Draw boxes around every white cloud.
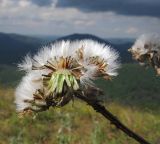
[126,27,138,34]
[0,0,160,38]
[18,0,31,7]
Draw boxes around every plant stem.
[75,94,151,144]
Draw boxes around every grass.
[0,64,160,144]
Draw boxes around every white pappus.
[128,33,160,75]
[15,39,120,116]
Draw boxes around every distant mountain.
[112,42,133,63]
[0,32,44,64]
[35,35,58,42]
[108,38,135,45]
[0,32,134,65]
[107,38,134,62]
[54,33,110,44]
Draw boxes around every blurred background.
[0,0,160,144]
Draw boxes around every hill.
[55,33,110,44]
[0,32,43,65]
[0,33,134,65]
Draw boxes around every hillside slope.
[0,33,43,64]
[0,33,133,64]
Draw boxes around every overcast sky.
[0,0,160,38]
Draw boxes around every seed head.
[15,40,120,116]
[128,34,160,75]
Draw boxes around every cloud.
[126,27,138,34]
[29,0,53,7]
[0,0,160,38]
[56,0,160,18]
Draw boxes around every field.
[0,64,160,144]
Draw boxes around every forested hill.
[0,32,134,65]
[0,32,44,64]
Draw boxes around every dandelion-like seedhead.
[128,34,160,75]
[129,34,160,55]
[15,40,120,116]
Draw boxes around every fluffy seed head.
[129,33,160,60]
[129,34,160,75]
[15,39,120,115]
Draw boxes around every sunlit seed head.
[15,40,120,115]
[129,33,160,57]
[129,34,160,75]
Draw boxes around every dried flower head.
[128,34,160,75]
[15,40,120,116]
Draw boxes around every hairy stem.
[75,94,151,144]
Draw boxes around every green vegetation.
[97,64,160,111]
[0,64,160,144]
[0,65,24,87]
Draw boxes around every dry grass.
[0,87,160,144]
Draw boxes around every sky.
[0,0,160,38]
